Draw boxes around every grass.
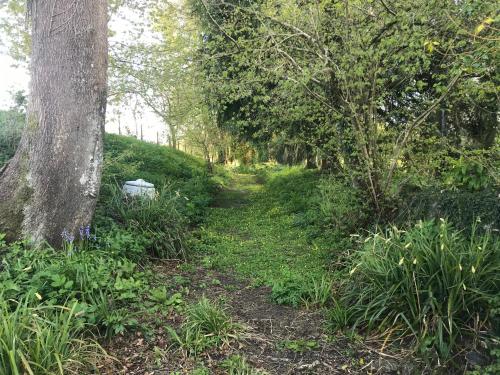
[0,297,102,375]
[2,131,497,372]
[0,134,218,373]
[98,134,216,226]
[94,134,218,259]
[167,296,243,356]
[221,354,268,374]
[194,167,335,306]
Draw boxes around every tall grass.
[0,297,102,375]
[104,184,187,258]
[337,219,499,361]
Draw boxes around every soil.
[101,264,419,375]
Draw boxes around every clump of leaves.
[0,241,147,337]
[279,339,319,353]
[271,273,332,308]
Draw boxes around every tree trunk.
[169,123,178,149]
[0,0,108,247]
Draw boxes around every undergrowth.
[334,219,499,363]
[0,297,103,375]
[0,135,218,373]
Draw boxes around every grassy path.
[104,171,400,374]
[197,172,329,293]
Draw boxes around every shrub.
[338,220,499,361]
[396,187,500,233]
[443,149,499,192]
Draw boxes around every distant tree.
[0,0,108,246]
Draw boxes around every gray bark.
[0,0,108,247]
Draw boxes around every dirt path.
[103,174,414,374]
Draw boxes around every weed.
[327,298,352,332]
[279,339,319,352]
[221,354,268,374]
[303,275,332,308]
[104,184,188,258]
[173,275,191,287]
[0,297,103,374]
[270,276,308,307]
[167,296,242,356]
[148,287,184,313]
[190,366,210,375]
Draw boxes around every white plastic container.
[122,179,156,199]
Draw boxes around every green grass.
[167,296,243,356]
[0,297,102,375]
[93,134,219,259]
[99,134,216,225]
[194,166,337,306]
[221,354,268,374]
[0,135,219,372]
[102,133,208,185]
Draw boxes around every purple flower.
[61,229,74,243]
[79,225,92,240]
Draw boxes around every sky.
[0,46,28,109]
[0,5,167,144]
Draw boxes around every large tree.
[190,0,498,210]
[0,0,108,246]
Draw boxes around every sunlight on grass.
[194,166,333,306]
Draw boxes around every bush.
[396,187,500,233]
[337,220,499,361]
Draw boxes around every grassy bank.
[0,134,217,374]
